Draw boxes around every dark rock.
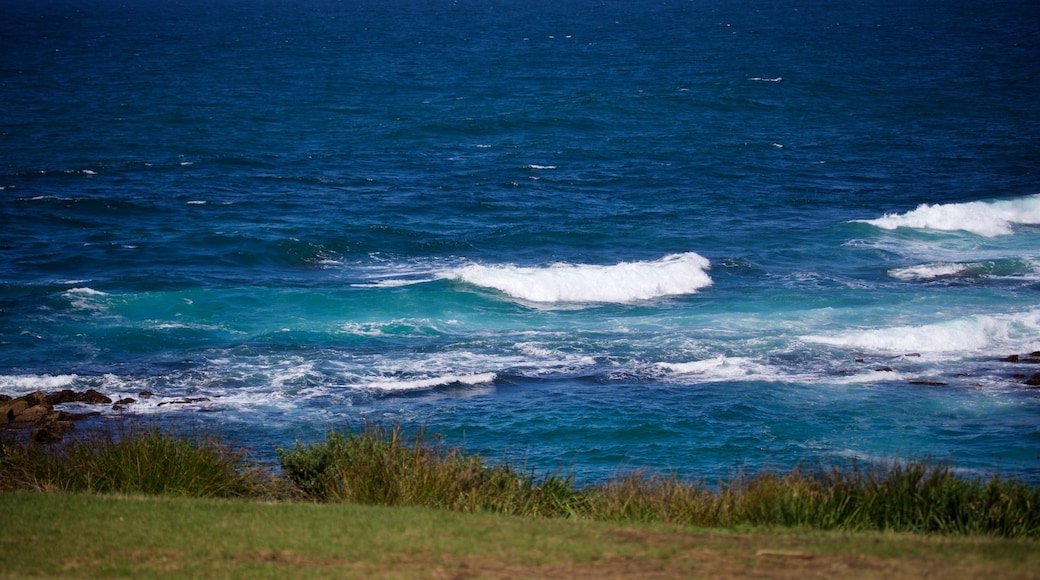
[157,397,211,407]
[31,421,74,444]
[875,367,894,372]
[115,398,136,405]
[13,404,51,424]
[1025,373,1040,386]
[58,410,101,421]
[909,380,947,386]
[0,394,11,402]
[1003,353,1040,364]
[45,388,112,405]
[138,390,156,397]
[1,399,29,426]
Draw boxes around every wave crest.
[856,194,1040,237]
[444,253,712,304]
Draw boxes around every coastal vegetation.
[3,422,1038,538]
[3,420,1040,576]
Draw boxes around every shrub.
[0,423,264,498]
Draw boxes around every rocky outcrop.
[0,390,106,443]
[1003,352,1040,387]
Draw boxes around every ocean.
[2,0,1039,482]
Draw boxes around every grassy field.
[2,492,1039,578]
[2,423,1039,577]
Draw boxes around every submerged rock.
[0,389,111,443]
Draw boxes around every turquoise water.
[2,0,1039,481]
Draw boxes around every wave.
[889,259,1040,281]
[443,253,712,304]
[804,309,1040,355]
[855,194,1040,237]
[0,374,79,392]
[654,355,784,382]
[361,372,497,392]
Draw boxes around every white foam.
[655,355,782,382]
[856,194,1040,237]
[340,319,446,337]
[361,372,496,392]
[749,76,783,82]
[527,164,557,170]
[0,374,79,392]
[804,309,1040,355]
[444,252,712,304]
[66,287,107,296]
[889,262,972,280]
[348,278,434,289]
[64,287,110,311]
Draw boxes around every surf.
[855,194,1040,237]
[442,253,712,304]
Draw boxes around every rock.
[31,421,74,444]
[115,398,136,405]
[157,397,211,407]
[1,399,30,426]
[138,390,155,397]
[2,388,114,443]
[909,380,947,386]
[1003,353,1040,364]
[13,404,51,424]
[1025,373,1040,387]
[875,367,894,372]
[45,388,112,405]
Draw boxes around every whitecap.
[361,372,496,392]
[889,262,972,280]
[804,309,1040,355]
[654,355,783,382]
[0,374,79,392]
[443,252,712,304]
[855,193,1040,237]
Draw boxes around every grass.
[2,492,1039,578]
[3,421,1039,540]
[0,422,266,498]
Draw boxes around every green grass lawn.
[2,492,1039,578]
[3,423,1040,577]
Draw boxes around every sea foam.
[856,194,1040,237]
[805,309,1040,355]
[444,252,712,303]
[361,372,496,392]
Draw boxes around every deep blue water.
[3,0,1040,482]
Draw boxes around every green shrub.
[277,424,577,517]
[0,423,264,498]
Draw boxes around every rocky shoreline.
[3,352,1038,444]
[1,389,115,443]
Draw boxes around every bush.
[0,423,265,498]
[277,424,577,517]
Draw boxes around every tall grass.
[581,462,1040,537]
[4,422,1038,537]
[277,425,1040,538]
[0,423,265,498]
[277,424,575,517]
